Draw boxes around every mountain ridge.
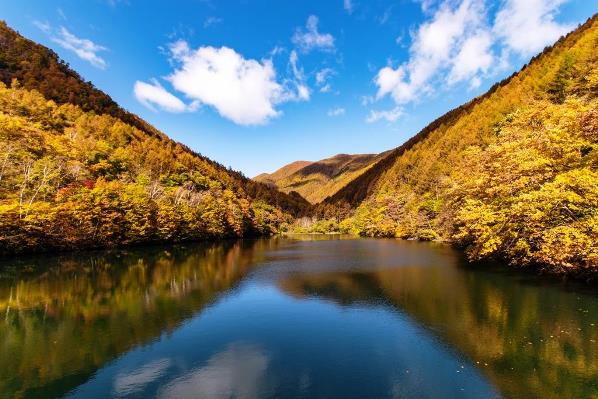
[254,151,391,204]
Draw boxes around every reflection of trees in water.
[278,264,598,399]
[0,239,276,399]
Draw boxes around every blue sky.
[2,0,597,177]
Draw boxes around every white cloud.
[344,0,354,15]
[270,46,285,57]
[419,0,440,13]
[315,68,336,93]
[33,20,51,33]
[494,0,573,55]
[327,107,346,117]
[366,106,403,123]
[289,50,304,81]
[163,42,309,125]
[288,50,311,101]
[136,40,310,124]
[373,0,575,108]
[35,23,108,69]
[292,15,335,53]
[361,95,374,106]
[375,0,488,104]
[447,31,493,84]
[469,76,482,90]
[296,84,310,101]
[51,27,108,69]
[316,68,335,85]
[134,79,193,113]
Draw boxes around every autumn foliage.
[321,15,598,274]
[0,82,307,253]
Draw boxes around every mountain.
[254,152,390,204]
[254,160,313,187]
[320,15,598,275]
[0,21,310,254]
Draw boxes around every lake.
[1,237,597,399]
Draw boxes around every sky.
[2,0,597,177]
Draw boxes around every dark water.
[1,237,597,399]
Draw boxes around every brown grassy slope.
[254,152,391,204]
[254,160,313,186]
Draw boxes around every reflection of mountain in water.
[0,239,276,399]
[277,256,598,399]
[1,238,597,399]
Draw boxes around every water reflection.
[157,344,269,399]
[276,240,598,399]
[113,359,171,397]
[0,238,596,399]
[0,240,278,399]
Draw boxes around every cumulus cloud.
[292,15,335,53]
[447,31,494,84]
[327,106,346,117]
[366,106,403,123]
[134,39,311,124]
[167,45,282,124]
[373,0,574,108]
[35,22,108,69]
[494,0,573,55]
[153,41,309,125]
[375,0,488,104]
[134,79,193,113]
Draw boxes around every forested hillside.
[0,23,310,254]
[254,152,389,204]
[319,15,598,275]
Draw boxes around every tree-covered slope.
[254,152,390,204]
[328,15,598,274]
[0,22,311,254]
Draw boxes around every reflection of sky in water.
[15,239,593,399]
[157,344,268,399]
[67,282,500,399]
[113,359,171,397]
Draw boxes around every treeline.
[0,82,304,253]
[312,15,598,275]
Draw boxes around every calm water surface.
[0,237,597,399]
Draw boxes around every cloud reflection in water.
[158,344,269,399]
